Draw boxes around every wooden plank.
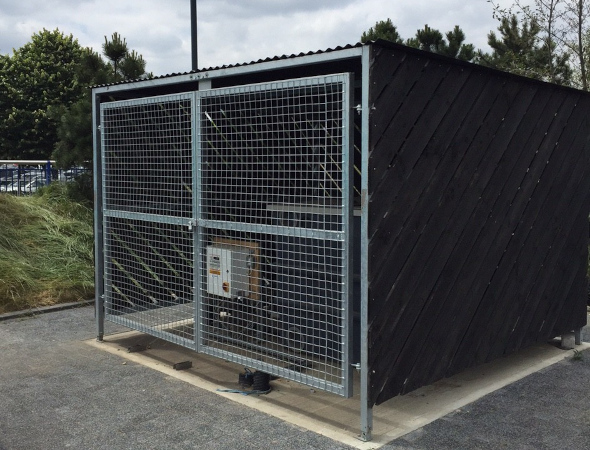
[369,55,451,183]
[444,94,584,375]
[485,122,590,358]
[517,215,587,346]
[364,68,487,293]
[368,46,407,115]
[368,77,523,350]
[365,45,590,405]
[550,233,589,334]
[368,83,538,402]
[370,85,556,400]
[537,206,590,338]
[367,65,474,237]
[389,86,561,395]
[526,220,587,346]
[367,78,530,401]
[367,74,505,304]
[462,102,587,359]
[489,163,586,355]
[366,79,492,300]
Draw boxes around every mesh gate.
[196,75,353,396]
[101,93,196,347]
[100,74,353,396]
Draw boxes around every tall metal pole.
[191,0,198,71]
[93,92,105,342]
[359,44,373,442]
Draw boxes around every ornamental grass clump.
[0,183,94,313]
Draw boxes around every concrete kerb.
[0,299,94,322]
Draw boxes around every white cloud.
[0,0,507,76]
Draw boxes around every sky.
[0,0,523,76]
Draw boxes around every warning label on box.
[209,255,221,275]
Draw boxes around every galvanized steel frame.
[97,74,355,397]
[100,92,196,348]
[359,45,372,441]
[195,74,354,397]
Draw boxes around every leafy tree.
[361,19,403,44]
[0,29,85,159]
[51,50,111,168]
[52,34,150,168]
[0,55,10,154]
[478,14,572,84]
[563,0,590,89]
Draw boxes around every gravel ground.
[1,305,589,450]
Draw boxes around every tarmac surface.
[1,305,590,450]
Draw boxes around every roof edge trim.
[93,46,363,95]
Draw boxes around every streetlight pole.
[191,0,198,71]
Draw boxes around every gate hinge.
[351,362,361,371]
[353,104,377,115]
[187,219,196,230]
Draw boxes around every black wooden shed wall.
[366,42,590,406]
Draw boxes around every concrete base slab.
[87,332,590,449]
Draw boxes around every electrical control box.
[206,244,253,298]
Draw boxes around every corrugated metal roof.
[93,42,365,88]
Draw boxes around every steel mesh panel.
[101,93,195,346]
[104,217,194,344]
[198,79,344,228]
[101,94,193,218]
[199,228,346,392]
[197,75,352,396]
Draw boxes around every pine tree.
[361,19,403,44]
[441,26,476,61]
[102,32,128,81]
[478,15,571,83]
[406,25,477,62]
[406,25,444,52]
[360,20,477,63]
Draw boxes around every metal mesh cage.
[100,75,353,396]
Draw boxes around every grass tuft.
[0,184,94,314]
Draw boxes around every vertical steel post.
[359,45,373,441]
[93,92,105,341]
[45,160,51,186]
[17,165,21,196]
[191,0,198,71]
[194,80,211,353]
[343,73,354,397]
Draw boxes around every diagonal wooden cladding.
[366,45,590,406]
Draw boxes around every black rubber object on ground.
[252,371,271,391]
